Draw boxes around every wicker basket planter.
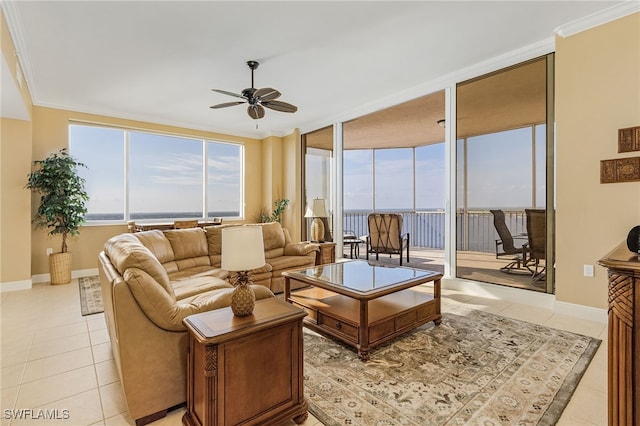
[49,252,72,285]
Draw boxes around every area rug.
[303,303,600,426]
[79,275,103,316]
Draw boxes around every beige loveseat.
[98,222,317,425]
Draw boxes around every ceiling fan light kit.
[211,61,298,120]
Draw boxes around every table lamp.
[221,226,266,316]
[305,198,328,242]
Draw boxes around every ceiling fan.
[210,60,298,120]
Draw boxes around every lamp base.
[230,272,255,316]
[311,217,325,242]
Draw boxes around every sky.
[69,124,241,218]
[71,123,546,220]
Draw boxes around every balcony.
[342,209,542,292]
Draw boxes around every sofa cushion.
[260,222,286,251]
[204,224,238,256]
[133,230,175,264]
[171,275,232,300]
[160,229,210,273]
[105,234,175,299]
[125,267,275,332]
[168,266,229,283]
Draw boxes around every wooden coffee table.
[283,260,442,361]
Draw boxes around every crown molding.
[1,1,38,103]
[555,1,640,38]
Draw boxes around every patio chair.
[366,213,410,265]
[490,209,528,273]
[525,209,546,283]
[343,230,363,259]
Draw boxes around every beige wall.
[1,118,32,283]
[555,12,640,309]
[1,9,33,286]
[27,106,268,276]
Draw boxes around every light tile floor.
[1,279,607,425]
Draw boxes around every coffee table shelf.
[283,260,442,361]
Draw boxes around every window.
[415,143,445,211]
[69,123,243,221]
[374,148,414,211]
[343,149,373,212]
[208,141,242,217]
[129,132,203,219]
[69,125,124,221]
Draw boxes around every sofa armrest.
[284,242,319,257]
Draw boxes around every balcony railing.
[343,209,527,254]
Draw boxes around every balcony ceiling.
[2,1,628,141]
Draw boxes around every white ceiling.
[2,1,633,139]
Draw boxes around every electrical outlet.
[46,248,53,256]
[583,264,594,277]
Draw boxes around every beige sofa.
[98,222,317,425]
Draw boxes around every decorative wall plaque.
[618,126,640,153]
[601,156,640,183]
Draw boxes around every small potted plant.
[26,148,88,284]
[259,198,289,223]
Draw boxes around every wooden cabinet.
[598,242,640,426]
[182,298,308,426]
[309,241,336,265]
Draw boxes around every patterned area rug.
[79,275,103,316]
[304,303,600,426]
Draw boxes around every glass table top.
[289,259,439,293]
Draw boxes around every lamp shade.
[304,198,328,218]
[221,226,266,271]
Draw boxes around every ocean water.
[86,208,527,255]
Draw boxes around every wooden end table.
[283,260,442,361]
[182,298,308,426]
[308,241,336,265]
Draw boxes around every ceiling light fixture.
[210,61,297,120]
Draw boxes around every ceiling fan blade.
[247,104,265,119]
[211,89,245,99]
[261,100,298,113]
[210,101,245,109]
[254,87,281,101]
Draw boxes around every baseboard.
[32,268,100,285]
[554,300,608,324]
[442,277,608,323]
[0,279,33,292]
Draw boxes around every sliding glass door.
[455,55,554,293]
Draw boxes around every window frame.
[69,122,245,225]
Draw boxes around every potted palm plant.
[26,148,88,284]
